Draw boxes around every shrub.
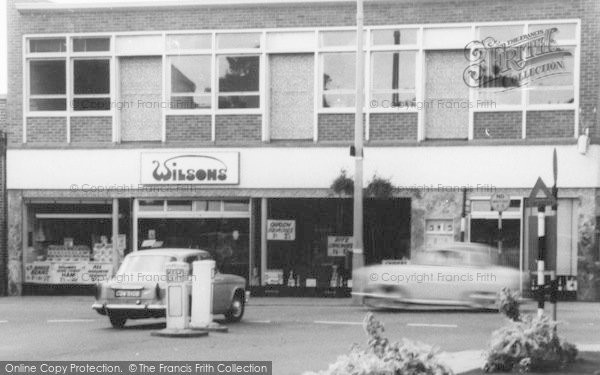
[331,169,354,196]
[483,314,578,373]
[303,313,453,375]
[366,175,394,198]
[497,287,521,322]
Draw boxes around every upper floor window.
[29,60,66,111]
[217,55,260,109]
[26,37,111,113]
[169,55,212,110]
[472,22,577,109]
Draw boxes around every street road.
[0,297,598,374]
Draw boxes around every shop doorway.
[137,218,249,279]
[266,198,411,290]
[134,199,251,281]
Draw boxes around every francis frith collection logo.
[463,27,572,90]
[140,152,240,185]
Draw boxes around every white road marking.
[0,320,7,324]
[47,319,95,323]
[407,323,458,328]
[245,320,272,324]
[314,320,364,326]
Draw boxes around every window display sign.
[266,220,295,241]
[140,152,240,185]
[24,262,114,284]
[327,236,353,257]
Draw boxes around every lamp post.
[351,0,365,283]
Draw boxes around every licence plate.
[115,290,141,298]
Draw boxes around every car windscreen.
[117,255,176,275]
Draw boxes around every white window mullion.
[66,55,72,143]
[313,30,319,143]
[211,32,217,142]
[161,32,167,143]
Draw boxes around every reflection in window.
[224,200,249,212]
[371,29,417,45]
[217,33,261,49]
[322,53,355,108]
[218,55,260,109]
[170,55,212,110]
[166,34,211,50]
[29,38,66,53]
[139,200,164,211]
[320,30,356,47]
[73,38,110,52]
[477,25,524,43]
[73,59,110,111]
[371,51,416,107]
[528,23,577,41]
[29,60,66,111]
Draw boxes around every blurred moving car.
[352,243,523,309]
[92,248,247,328]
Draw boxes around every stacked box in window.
[93,243,114,263]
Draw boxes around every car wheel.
[224,293,245,323]
[363,286,406,310]
[108,313,127,329]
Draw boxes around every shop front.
[22,200,127,293]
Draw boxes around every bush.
[483,314,578,373]
[366,175,394,198]
[331,169,354,196]
[303,313,453,375]
[497,287,521,322]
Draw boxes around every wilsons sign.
[140,152,239,185]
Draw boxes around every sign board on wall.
[266,220,296,241]
[327,236,353,257]
[140,152,239,185]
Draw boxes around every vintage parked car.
[92,248,247,328]
[352,243,523,309]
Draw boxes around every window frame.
[22,19,580,144]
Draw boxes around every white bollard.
[191,260,215,328]
[165,261,191,330]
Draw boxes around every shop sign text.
[140,152,239,185]
[266,220,296,241]
[327,236,353,257]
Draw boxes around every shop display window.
[24,203,126,285]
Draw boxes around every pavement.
[0,296,598,374]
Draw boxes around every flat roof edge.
[15,0,363,12]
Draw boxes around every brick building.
[4,0,600,299]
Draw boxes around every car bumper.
[92,302,165,316]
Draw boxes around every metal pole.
[351,0,365,301]
[537,206,546,317]
[0,132,6,296]
[551,148,558,322]
[498,211,503,255]
[460,188,467,242]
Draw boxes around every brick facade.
[70,117,112,143]
[7,0,600,144]
[215,115,261,143]
[526,111,575,138]
[473,112,522,139]
[369,113,418,141]
[26,117,67,144]
[166,115,212,143]
[318,114,355,142]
